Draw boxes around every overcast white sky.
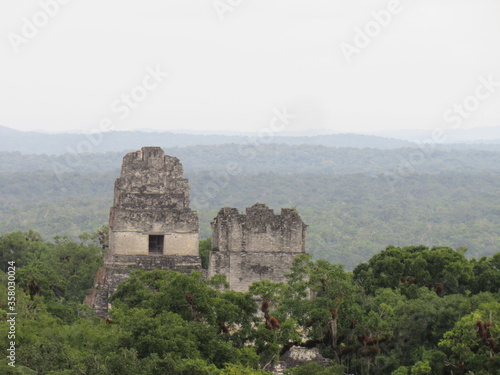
[0,0,499,134]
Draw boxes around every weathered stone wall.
[270,346,330,374]
[86,149,308,316]
[211,204,306,253]
[109,146,198,257]
[208,251,303,293]
[208,203,307,292]
[110,231,198,256]
[85,147,202,317]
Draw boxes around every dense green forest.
[2,144,500,174]
[2,125,500,155]
[1,231,499,374]
[1,145,500,271]
[0,167,498,269]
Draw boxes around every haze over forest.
[2,0,500,373]
[1,125,499,269]
[1,124,500,373]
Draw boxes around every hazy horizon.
[1,0,499,136]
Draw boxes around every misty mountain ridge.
[0,125,412,154]
[1,125,500,155]
[375,125,500,143]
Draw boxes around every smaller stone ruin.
[208,203,307,292]
[85,148,309,317]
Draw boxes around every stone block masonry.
[109,146,199,256]
[85,148,309,315]
[85,147,202,316]
[208,203,307,292]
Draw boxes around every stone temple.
[208,204,307,292]
[85,147,307,316]
[85,147,202,316]
[108,147,199,256]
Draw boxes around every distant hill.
[0,126,20,135]
[0,125,416,154]
[375,126,500,143]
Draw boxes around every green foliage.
[469,253,500,294]
[199,237,213,269]
[438,302,500,374]
[353,245,474,296]
[219,363,272,374]
[392,366,409,375]
[111,270,257,330]
[410,361,432,375]
[2,230,500,374]
[0,230,47,271]
[2,151,500,270]
[284,361,344,375]
[13,235,103,305]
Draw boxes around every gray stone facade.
[109,147,199,256]
[270,346,330,374]
[85,148,308,316]
[208,204,307,292]
[85,147,202,317]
